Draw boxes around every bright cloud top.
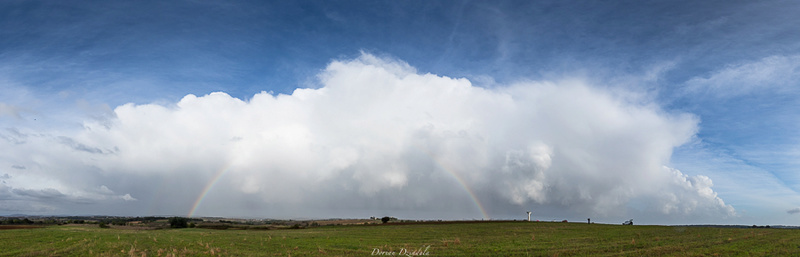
[1,54,734,219]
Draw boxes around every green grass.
[2,222,800,256]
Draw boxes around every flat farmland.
[2,221,799,256]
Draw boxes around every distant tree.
[99,222,110,228]
[381,216,391,224]
[169,217,189,228]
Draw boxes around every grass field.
[2,221,800,256]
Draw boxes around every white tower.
[527,211,532,221]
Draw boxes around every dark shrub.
[169,217,188,228]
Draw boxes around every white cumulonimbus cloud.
[0,53,734,219]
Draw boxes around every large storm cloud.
[0,54,734,220]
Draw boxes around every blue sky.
[1,1,800,225]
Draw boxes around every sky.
[1,0,799,225]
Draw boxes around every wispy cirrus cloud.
[682,55,800,98]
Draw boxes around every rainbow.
[188,151,490,220]
[425,153,490,220]
[188,164,232,217]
